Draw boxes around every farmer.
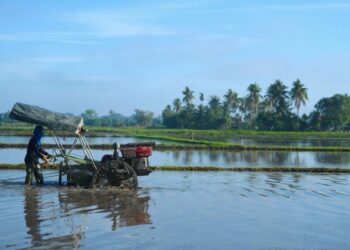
[24,126,51,185]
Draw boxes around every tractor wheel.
[119,162,138,189]
[90,165,109,188]
[90,161,138,189]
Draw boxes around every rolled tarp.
[9,102,83,131]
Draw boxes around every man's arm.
[35,143,51,163]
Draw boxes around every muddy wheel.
[119,162,138,189]
[90,166,109,188]
[90,161,138,189]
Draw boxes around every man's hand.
[43,156,49,164]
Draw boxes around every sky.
[0,0,349,116]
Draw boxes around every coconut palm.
[224,89,239,114]
[173,98,182,112]
[290,79,308,118]
[246,83,262,125]
[199,92,205,102]
[182,87,195,107]
[209,95,221,110]
[247,83,262,112]
[265,80,290,115]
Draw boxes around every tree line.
[162,80,350,131]
[1,79,349,131]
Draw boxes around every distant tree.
[134,109,154,127]
[265,80,291,115]
[199,92,205,102]
[82,109,98,125]
[224,89,239,115]
[246,83,262,127]
[207,95,224,129]
[182,87,195,108]
[173,98,182,112]
[194,104,207,129]
[290,79,308,118]
[312,94,350,130]
[222,102,232,129]
[162,105,175,128]
[151,116,163,128]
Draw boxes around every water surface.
[3,135,350,148]
[230,138,350,147]
[0,170,349,249]
[0,135,169,145]
[1,149,350,168]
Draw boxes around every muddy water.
[0,170,349,249]
[1,149,350,168]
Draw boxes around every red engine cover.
[120,146,153,159]
[135,146,152,157]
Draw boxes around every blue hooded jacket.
[25,126,49,164]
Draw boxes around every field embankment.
[1,142,350,152]
[1,126,350,139]
[1,163,350,173]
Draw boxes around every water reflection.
[23,188,82,249]
[0,135,168,145]
[229,138,350,147]
[1,149,350,168]
[58,189,151,230]
[0,170,349,249]
[22,187,151,249]
[315,152,350,164]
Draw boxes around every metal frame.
[50,129,97,169]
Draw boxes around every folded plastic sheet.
[9,102,83,131]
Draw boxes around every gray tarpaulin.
[9,102,83,131]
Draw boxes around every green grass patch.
[1,125,350,139]
[1,142,350,152]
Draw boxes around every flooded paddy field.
[0,135,171,145]
[1,149,350,168]
[230,138,350,147]
[0,170,349,249]
[3,135,350,148]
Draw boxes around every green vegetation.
[2,142,350,152]
[0,126,350,139]
[1,163,350,173]
[1,81,349,132]
[162,83,350,131]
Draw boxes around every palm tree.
[265,80,290,115]
[199,92,205,102]
[290,79,308,118]
[246,83,262,125]
[173,98,182,112]
[208,95,221,110]
[182,87,195,107]
[222,102,232,129]
[224,89,239,114]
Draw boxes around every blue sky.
[0,0,349,116]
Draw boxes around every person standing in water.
[24,126,51,185]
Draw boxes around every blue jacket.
[24,136,49,164]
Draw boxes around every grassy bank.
[1,142,350,152]
[1,125,350,139]
[86,127,350,139]
[1,163,350,173]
